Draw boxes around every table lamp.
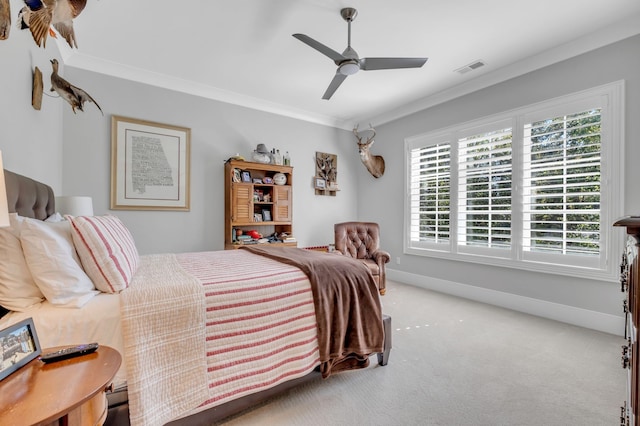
[55,196,94,217]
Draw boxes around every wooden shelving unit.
[224,160,296,250]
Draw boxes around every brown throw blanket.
[241,246,384,378]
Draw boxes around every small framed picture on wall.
[314,177,326,190]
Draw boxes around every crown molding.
[364,13,640,126]
[57,13,640,131]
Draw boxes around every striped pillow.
[68,215,139,293]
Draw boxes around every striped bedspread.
[179,249,320,413]
[122,250,321,424]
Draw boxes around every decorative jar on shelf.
[273,173,287,185]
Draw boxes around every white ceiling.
[59,0,640,129]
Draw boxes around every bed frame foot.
[377,314,392,366]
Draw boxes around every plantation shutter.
[457,126,513,252]
[409,142,451,245]
[522,108,602,260]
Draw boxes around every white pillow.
[68,215,139,293]
[19,217,98,308]
[0,214,45,311]
[45,212,64,222]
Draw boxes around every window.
[408,141,451,245]
[404,82,624,281]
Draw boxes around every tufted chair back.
[334,222,390,295]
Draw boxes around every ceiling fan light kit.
[339,61,360,76]
[293,7,428,99]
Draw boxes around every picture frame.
[314,177,326,190]
[262,209,272,222]
[0,318,42,382]
[254,213,263,222]
[111,115,191,211]
[241,171,252,183]
[232,168,241,183]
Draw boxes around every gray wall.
[59,68,363,254]
[0,5,363,254]
[358,34,640,329]
[0,14,63,190]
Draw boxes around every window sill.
[404,246,617,282]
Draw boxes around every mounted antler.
[353,124,385,178]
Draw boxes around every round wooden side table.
[0,345,121,426]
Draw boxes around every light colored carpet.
[220,280,626,426]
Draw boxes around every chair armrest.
[370,250,390,264]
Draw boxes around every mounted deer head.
[353,124,385,178]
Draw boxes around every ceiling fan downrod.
[341,7,358,48]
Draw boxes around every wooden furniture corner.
[615,217,640,425]
[0,345,121,426]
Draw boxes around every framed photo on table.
[262,209,272,222]
[0,318,41,381]
[111,115,191,211]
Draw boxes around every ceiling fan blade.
[360,57,428,70]
[322,72,348,100]
[292,33,346,62]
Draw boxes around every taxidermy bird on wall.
[50,59,103,115]
[0,0,10,40]
[18,0,87,48]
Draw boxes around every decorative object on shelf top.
[50,59,103,115]
[271,149,283,165]
[18,0,87,48]
[273,172,287,185]
[353,124,385,178]
[0,0,10,40]
[228,153,245,161]
[252,143,271,164]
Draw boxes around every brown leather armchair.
[334,222,390,295]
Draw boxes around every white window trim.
[404,81,625,282]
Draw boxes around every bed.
[0,170,391,425]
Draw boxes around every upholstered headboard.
[1,170,55,318]
[4,169,55,220]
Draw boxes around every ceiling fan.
[293,7,428,100]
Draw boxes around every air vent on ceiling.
[455,60,486,75]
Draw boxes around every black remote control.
[40,343,99,363]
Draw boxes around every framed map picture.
[111,115,190,210]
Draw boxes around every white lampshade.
[55,196,94,216]
[0,151,9,227]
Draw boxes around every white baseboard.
[387,268,625,336]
